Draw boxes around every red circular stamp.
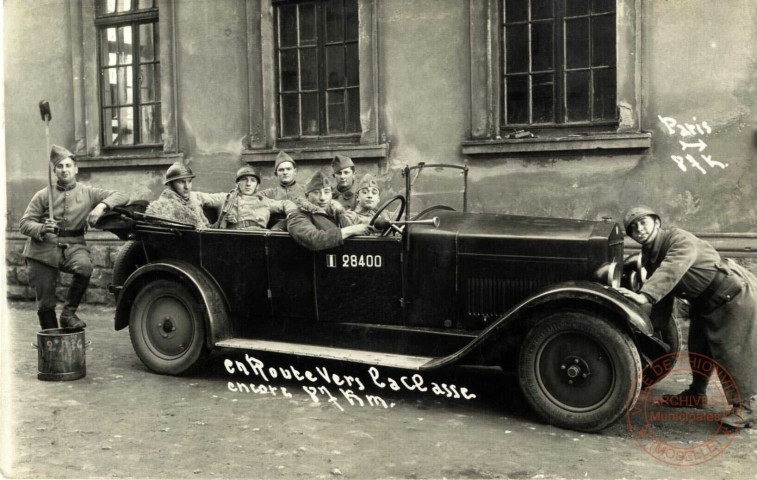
[627,351,742,466]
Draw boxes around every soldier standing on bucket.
[19,145,129,330]
[617,206,757,429]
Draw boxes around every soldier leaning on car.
[617,206,757,429]
[286,171,370,251]
[217,165,297,230]
[343,174,390,228]
[331,154,358,210]
[20,145,129,330]
[146,161,227,228]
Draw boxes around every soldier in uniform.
[217,165,297,230]
[344,174,390,228]
[287,171,370,251]
[259,151,304,201]
[146,161,228,227]
[331,154,358,209]
[19,145,129,329]
[617,206,757,429]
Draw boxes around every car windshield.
[406,164,467,218]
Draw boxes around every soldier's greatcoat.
[222,193,296,230]
[641,227,757,401]
[146,189,227,227]
[286,199,355,251]
[333,182,358,210]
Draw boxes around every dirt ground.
[1,302,755,479]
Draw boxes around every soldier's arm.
[19,191,48,240]
[267,199,298,217]
[640,231,698,303]
[90,186,130,210]
[194,191,229,209]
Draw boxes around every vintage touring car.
[98,164,679,432]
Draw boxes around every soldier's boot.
[723,397,756,430]
[37,309,58,330]
[659,384,709,409]
[59,274,89,329]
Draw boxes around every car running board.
[214,338,436,370]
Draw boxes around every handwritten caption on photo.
[657,115,728,174]
[223,355,476,411]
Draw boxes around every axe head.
[39,100,52,122]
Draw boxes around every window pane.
[592,68,616,120]
[302,93,319,135]
[565,18,589,69]
[98,0,117,15]
[531,22,553,71]
[345,0,358,41]
[102,69,118,106]
[346,88,360,133]
[103,108,117,147]
[139,64,157,103]
[592,0,615,14]
[118,26,133,64]
[300,48,318,91]
[327,90,345,134]
[280,49,299,92]
[138,0,154,9]
[117,66,133,105]
[101,28,118,66]
[139,23,155,62]
[299,3,316,46]
[591,14,616,66]
[279,5,298,48]
[346,43,359,86]
[566,71,590,121]
[566,0,590,16]
[532,73,554,123]
[327,45,345,88]
[141,105,159,143]
[506,76,529,124]
[117,106,134,144]
[326,0,344,43]
[531,0,554,20]
[281,94,300,137]
[505,24,528,73]
[504,0,528,23]
[117,0,133,12]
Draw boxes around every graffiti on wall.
[658,115,728,174]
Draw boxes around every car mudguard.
[423,280,658,369]
[114,259,231,348]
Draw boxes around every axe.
[39,101,54,222]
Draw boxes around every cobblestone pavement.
[1,302,755,479]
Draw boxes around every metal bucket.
[32,328,90,381]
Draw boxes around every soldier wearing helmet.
[216,165,296,230]
[19,144,129,330]
[146,161,228,227]
[618,206,757,429]
[286,171,370,251]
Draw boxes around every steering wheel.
[369,195,406,236]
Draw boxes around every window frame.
[95,6,162,150]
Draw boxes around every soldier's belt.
[58,229,85,237]
[691,268,744,314]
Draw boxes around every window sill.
[242,144,388,163]
[76,152,183,169]
[461,133,651,155]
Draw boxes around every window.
[503,0,616,126]
[274,0,360,140]
[96,0,161,147]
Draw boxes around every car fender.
[423,280,655,369]
[114,259,232,348]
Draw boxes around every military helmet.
[236,165,261,184]
[164,161,196,185]
[623,206,660,235]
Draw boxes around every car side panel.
[267,232,317,319]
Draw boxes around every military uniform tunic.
[332,182,359,210]
[641,227,757,401]
[286,199,356,251]
[259,182,305,201]
[223,193,296,230]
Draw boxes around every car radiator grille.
[467,277,551,318]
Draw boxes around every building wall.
[5,1,757,302]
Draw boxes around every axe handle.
[45,120,54,221]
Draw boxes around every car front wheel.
[129,279,208,375]
[518,311,641,432]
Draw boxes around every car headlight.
[622,253,647,292]
[594,261,621,288]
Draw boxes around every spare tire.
[112,240,147,287]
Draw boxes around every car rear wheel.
[129,279,208,375]
[518,311,641,432]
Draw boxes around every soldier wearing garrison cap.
[259,151,305,201]
[344,174,390,230]
[216,165,296,230]
[146,161,228,227]
[331,154,358,209]
[286,170,369,251]
[617,206,757,429]
[20,144,129,330]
